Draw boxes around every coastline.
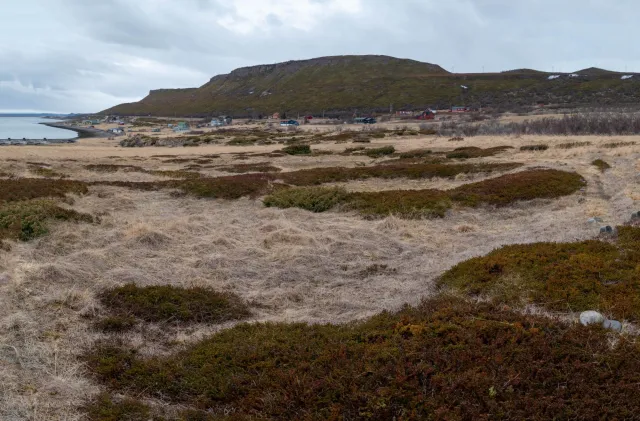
[40,122,111,139]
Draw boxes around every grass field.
[1,124,640,419]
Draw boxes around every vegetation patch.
[445,146,512,159]
[282,144,312,155]
[0,178,88,202]
[85,296,640,420]
[278,162,520,186]
[0,200,93,242]
[85,164,145,173]
[557,141,592,149]
[217,162,282,173]
[29,166,68,178]
[439,225,640,321]
[364,145,395,158]
[519,144,549,151]
[147,170,201,179]
[592,159,611,172]
[267,169,584,218]
[177,173,274,199]
[399,149,432,159]
[264,186,348,213]
[603,141,636,148]
[98,284,250,324]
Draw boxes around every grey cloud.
[2,0,640,113]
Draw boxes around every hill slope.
[102,55,640,117]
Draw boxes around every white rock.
[580,311,605,326]
[603,319,623,332]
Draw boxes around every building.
[450,106,470,113]
[173,122,190,133]
[108,128,125,136]
[416,109,437,120]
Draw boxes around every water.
[0,117,76,140]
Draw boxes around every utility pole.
[390,103,393,114]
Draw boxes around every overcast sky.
[2,0,638,113]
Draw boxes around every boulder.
[580,310,605,326]
[600,226,614,234]
[603,319,623,332]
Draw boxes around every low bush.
[85,296,640,420]
[448,136,464,141]
[592,159,611,172]
[282,144,312,155]
[603,141,636,148]
[278,162,520,186]
[178,173,275,199]
[98,284,250,324]
[445,146,512,159]
[0,178,88,202]
[264,186,349,213]
[217,163,282,173]
[268,170,584,218]
[0,200,94,242]
[29,166,68,178]
[398,149,432,159]
[94,316,137,333]
[148,170,201,179]
[557,141,592,149]
[519,144,549,151]
[438,226,640,321]
[364,146,395,158]
[85,164,145,173]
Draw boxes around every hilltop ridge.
[102,55,640,117]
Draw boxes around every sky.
[1,0,639,113]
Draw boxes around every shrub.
[603,141,636,148]
[0,178,88,202]
[399,149,432,159]
[438,226,640,321]
[85,296,640,420]
[282,144,312,155]
[364,146,395,158]
[268,170,584,218]
[278,162,520,186]
[592,159,611,172]
[148,170,201,179]
[264,186,348,212]
[445,146,512,159]
[98,284,250,324]
[217,163,282,173]
[177,173,275,199]
[0,200,94,242]
[448,136,464,141]
[85,164,144,173]
[94,316,137,333]
[29,166,68,178]
[557,141,592,149]
[519,144,549,151]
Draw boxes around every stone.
[600,226,614,234]
[603,319,623,332]
[580,310,605,326]
[632,212,640,220]
[588,217,604,224]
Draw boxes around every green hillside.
[102,55,640,117]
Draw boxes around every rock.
[603,319,623,332]
[0,273,10,285]
[632,212,640,220]
[580,310,605,326]
[600,225,614,234]
[588,217,604,224]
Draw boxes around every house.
[450,106,470,113]
[272,112,280,119]
[416,109,437,120]
[108,128,125,136]
[152,128,161,133]
[173,122,190,133]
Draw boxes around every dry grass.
[1,133,639,419]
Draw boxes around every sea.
[0,116,75,140]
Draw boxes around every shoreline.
[0,123,111,145]
[40,122,111,139]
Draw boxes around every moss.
[282,144,312,155]
[592,159,611,172]
[264,186,348,212]
[439,225,640,320]
[178,174,275,199]
[98,284,250,324]
[94,316,138,333]
[85,296,640,420]
[364,146,395,158]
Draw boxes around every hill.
[102,55,640,117]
